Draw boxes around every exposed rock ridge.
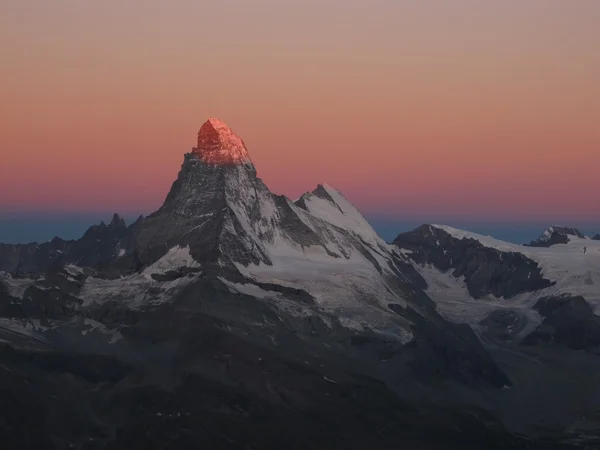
[393,224,555,299]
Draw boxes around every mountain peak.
[110,213,126,228]
[527,225,586,247]
[541,225,584,239]
[193,118,250,166]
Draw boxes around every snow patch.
[417,264,542,329]
[142,245,199,278]
[79,273,198,308]
[79,246,202,308]
[0,318,54,345]
[235,238,406,311]
[219,278,280,299]
[337,316,366,332]
[0,272,35,299]
[65,265,85,277]
[80,318,123,343]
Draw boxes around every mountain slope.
[393,224,600,333]
[393,224,600,444]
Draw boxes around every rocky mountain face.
[520,295,600,351]
[393,224,555,299]
[391,223,600,328]
[3,119,565,449]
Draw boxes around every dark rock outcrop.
[389,303,512,389]
[393,225,555,299]
[479,309,529,343]
[0,237,72,276]
[521,295,600,351]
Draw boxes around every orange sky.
[1,0,599,222]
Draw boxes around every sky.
[1,1,600,243]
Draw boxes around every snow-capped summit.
[194,118,251,166]
[295,183,387,249]
[527,225,586,247]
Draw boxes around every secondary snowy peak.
[194,118,251,166]
[295,183,385,248]
[528,225,586,247]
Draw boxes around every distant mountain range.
[1,119,598,449]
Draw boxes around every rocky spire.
[110,213,126,228]
[193,118,251,166]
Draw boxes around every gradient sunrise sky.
[1,1,599,235]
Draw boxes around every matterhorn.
[3,119,587,450]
